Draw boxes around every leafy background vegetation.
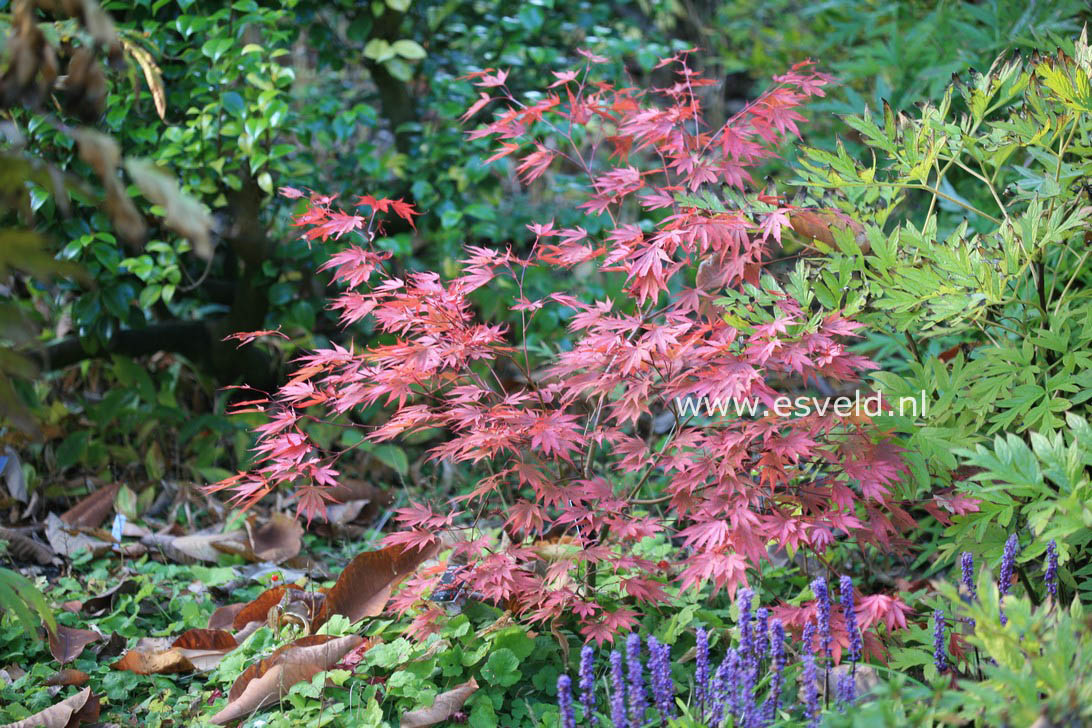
[1,0,1091,726]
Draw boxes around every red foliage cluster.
[210,51,917,644]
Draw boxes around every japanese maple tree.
[210,51,917,645]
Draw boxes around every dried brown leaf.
[171,628,236,651]
[81,579,138,616]
[72,127,119,181]
[248,512,303,563]
[112,647,194,675]
[400,678,479,728]
[0,686,99,728]
[314,543,439,629]
[121,40,166,120]
[45,514,112,559]
[207,603,246,631]
[0,526,53,565]
[48,625,100,664]
[124,158,214,260]
[146,530,247,563]
[209,634,362,725]
[44,669,90,687]
[59,483,120,528]
[231,585,305,630]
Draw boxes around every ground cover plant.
[3,1,1092,727]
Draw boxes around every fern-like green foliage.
[790,30,1092,495]
[952,414,1092,597]
[0,567,54,640]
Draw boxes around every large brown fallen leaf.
[208,603,247,631]
[112,638,193,675]
[60,484,120,528]
[231,585,305,630]
[112,631,237,674]
[0,686,100,728]
[79,579,139,616]
[49,626,100,665]
[0,526,53,565]
[315,479,393,526]
[314,543,439,629]
[400,678,479,728]
[45,514,111,559]
[44,669,90,687]
[171,628,236,650]
[209,634,363,725]
[168,530,249,563]
[247,513,303,563]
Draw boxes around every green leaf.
[55,431,90,470]
[364,39,394,63]
[391,40,426,60]
[221,91,245,116]
[481,647,521,687]
[372,444,409,477]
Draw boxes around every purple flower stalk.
[802,621,816,656]
[558,674,576,728]
[647,636,675,724]
[835,669,856,708]
[738,588,755,660]
[626,632,647,724]
[712,648,741,725]
[579,644,597,726]
[999,533,1019,625]
[960,551,977,629]
[763,619,787,723]
[933,608,948,672]
[695,627,710,717]
[754,607,770,661]
[811,578,832,661]
[839,575,862,667]
[960,552,977,601]
[609,650,628,728]
[737,589,759,727]
[999,534,1019,596]
[1045,539,1058,599]
[801,649,821,728]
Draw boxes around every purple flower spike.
[835,669,856,708]
[558,674,576,728]
[811,578,832,661]
[609,650,628,728]
[695,627,710,717]
[802,621,816,655]
[933,608,948,672]
[737,589,760,728]
[712,648,741,725]
[960,552,977,601]
[801,649,821,728]
[960,552,977,629]
[839,576,862,666]
[1045,539,1058,599]
[738,588,755,660]
[579,644,597,726]
[754,608,770,661]
[999,534,1019,595]
[999,533,1019,625]
[763,619,787,723]
[647,636,675,724]
[626,632,647,724]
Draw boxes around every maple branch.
[35,318,278,391]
